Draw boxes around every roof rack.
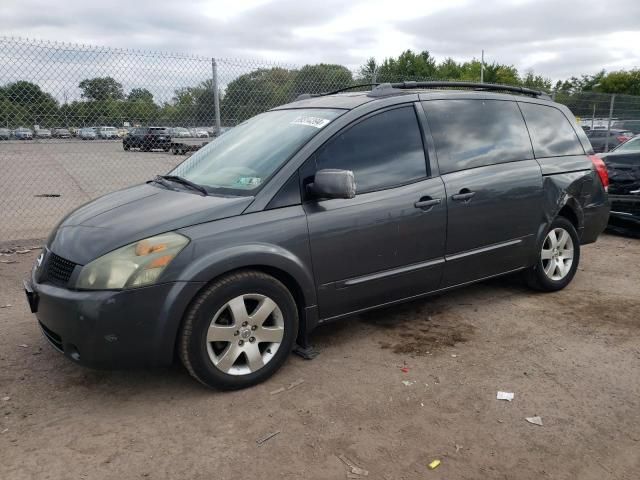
[294,81,551,103]
[368,81,550,99]
[295,83,380,102]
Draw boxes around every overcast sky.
[2,0,639,81]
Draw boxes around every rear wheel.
[179,270,298,390]
[524,216,580,292]
[123,143,130,151]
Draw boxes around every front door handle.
[452,190,476,202]
[414,197,441,210]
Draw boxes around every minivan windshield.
[170,108,344,195]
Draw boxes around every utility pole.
[480,50,484,83]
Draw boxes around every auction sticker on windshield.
[290,116,331,129]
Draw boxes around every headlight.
[76,233,189,290]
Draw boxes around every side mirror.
[307,169,356,200]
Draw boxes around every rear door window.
[423,99,533,174]
[314,105,427,192]
[519,103,584,157]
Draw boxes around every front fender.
[175,243,317,308]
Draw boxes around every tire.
[179,270,299,390]
[123,144,130,151]
[524,216,580,292]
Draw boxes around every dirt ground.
[1,234,639,480]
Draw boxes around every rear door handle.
[414,197,441,210]
[452,191,476,202]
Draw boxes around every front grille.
[39,321,64,352]
[45,252,77,286]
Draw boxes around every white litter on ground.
[497,391,514,401]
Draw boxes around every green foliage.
[79,77,124,101]
[291,64,353,96]
[0,81,59,127]
[358,57,378,82]
[128,88,154,103]
[377,50,437,82]
[221,68,295,124]
[596,69,640,96]
[357,50,553,92]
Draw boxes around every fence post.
[211,58,221,135]
[604,94,615,153]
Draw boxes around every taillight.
[590,155,609,192]
[616,136,631,143]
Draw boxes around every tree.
[4,81,57,106]
[0,81,58,127]
[521,71,552,91]
[435,58,463,80]
[597,69,640,96]
[221,68,297,124]
[376,50,437,82]
[128,88,154,103]
[79,77,124,101]
[358,57,378,82]
[291,64,353,97]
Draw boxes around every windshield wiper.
[155,175,208,196]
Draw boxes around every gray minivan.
[25,82,610,390]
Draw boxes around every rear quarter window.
[519,103,584,158]
[423,99,533,174]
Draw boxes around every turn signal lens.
[76,233,189,290]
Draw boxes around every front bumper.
[26,272,204,369]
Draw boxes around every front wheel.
[524,217,580,292]
[179,270,299,390]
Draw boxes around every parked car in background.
[123,127,171,151]
[97,126,119,139]
[79,128,97,140]
[612,120,640,135]
[26,82,610,390]
[117,128,129,137]
[14,127,33,140]
[215,126,232,137]
[607,135,640,154]
[190,128,209,138]
[586,129,633,153]
[35,128,52,139]
[53,128,72,138]
[171,127,191,138]
[0,128,11,140]
[600,137,640,235]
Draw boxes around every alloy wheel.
[541,227,574,281]
[206,294,284,376]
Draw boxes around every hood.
[48,183,254,264]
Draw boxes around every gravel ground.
[0,234,639,479]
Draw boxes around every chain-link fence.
[2,37,640,242]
